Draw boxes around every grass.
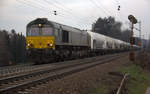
[90,84,109,94]
[120,63,150,94]
[90,63,150,94]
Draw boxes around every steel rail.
[0,54,122,94]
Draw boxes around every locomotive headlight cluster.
[27,43,33,48]
[27,43,31,47]
[47,40,54,48]
[47,43,53,47]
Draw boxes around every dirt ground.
[135,51,150,70]
[27,53,131,94]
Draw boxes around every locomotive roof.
[27,18,84,33]
[27,18,53,27]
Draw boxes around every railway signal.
[128,15,137,61]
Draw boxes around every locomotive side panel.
[53,23,89,47]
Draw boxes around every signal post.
[128,15,137,61]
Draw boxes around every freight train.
[26,18,139,64]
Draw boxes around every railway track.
[0,53,124,94]
[0,55,105,78]
[0,63,42,77]
[0,57,101,79]
[0,63,56,78]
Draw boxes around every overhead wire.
[96,0,125,22]
[43,0,91,23]
[111,0,130,21]
[16,0,131,30]
[93,0,115,16]
[121,0,136,13]
[43,0,92,28]
[30,0,86,22]
[89,0,132,31]
[16,0,52,21]
[89,0,131,31]
[46,0,73,12]
[108,0,130,30]
[17,0,81,28]
[89,0,110,17]
[16,0,48,12]
[16,0,85,28]
[50,0,98,26]
[86,0,112,28]
[88,0,125,27]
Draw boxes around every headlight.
[47,43,53,47]
[27,43,33,47]
[27,43,31,47]
[50,43,53,46]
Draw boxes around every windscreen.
[42,27,53,36]
[27,26,53,36]
[27,27,39,36]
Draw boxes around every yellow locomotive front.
[26,24,55,49]
[26,36,55,49]
[26,18,55,64]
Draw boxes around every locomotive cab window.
[27,27,39,36]
[62,30,69,43]
[27,26,53,36]
[42,27,53,36]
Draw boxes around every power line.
[38,0,111,29]
[89,0,127,28]
[17,0,92,28]
[89,0,110,17]
[17,0,130,30]
[94,0,114,16]
[43,0,92,25]
[16,0,48,12]
[111,0,135,21]
[104,0,130,30]
[16,0,87,28]
[47,0,73,12]
[122,0,136,13]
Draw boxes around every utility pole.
[133,21,142,48]
[148,34,150,51]
[128,15,137,61]
[139,21,141,40]
[142,35,145,50]
[139,21,142,48]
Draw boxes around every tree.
[93,16,122,39]
[0,29,26,66]
[9,29,26,63]
[93,16,130,43]
[0,30,11,66]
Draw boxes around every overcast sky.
[0,0,149,39]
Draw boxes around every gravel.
[26,53,130,94]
